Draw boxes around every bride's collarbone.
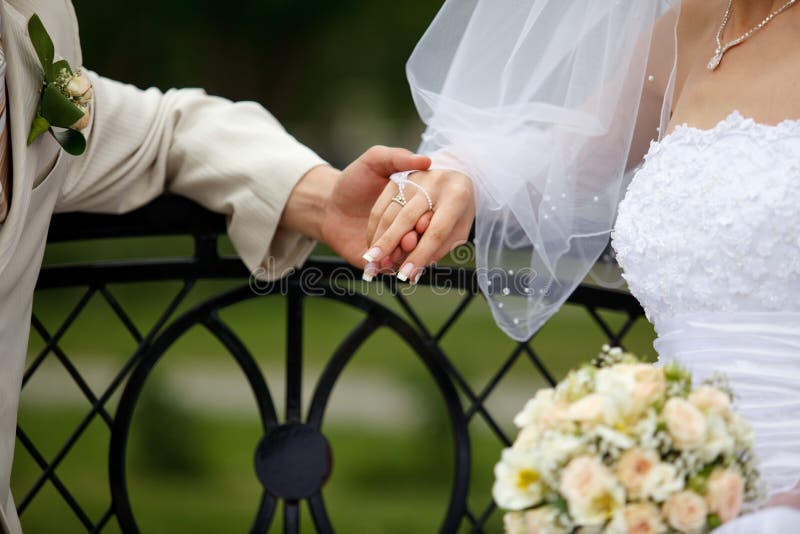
[670,50,800,131]
[670,4,800,130]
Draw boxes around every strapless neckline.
[659,110,800,146]
[612,107,800,498]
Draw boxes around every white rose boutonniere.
[26,14,92,155]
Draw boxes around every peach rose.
[619,364,667,410]
[523,506,566,534]
[706,469,744,523]
[663,398,707,450]
[663,490,708,533]
[617,448,659,498]
[568,394,617,426]
[560,456,621,525]
[503,512,527,534]
[624,502,666,534]
[688,386,731,418]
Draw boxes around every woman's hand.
[316,146,430,269]
[362,169,475,283]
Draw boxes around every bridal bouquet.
[494,346,761,534]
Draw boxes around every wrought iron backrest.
[17,195,645,533]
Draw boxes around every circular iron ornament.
[110,281,470,534]
[109,290,281,534]
[255,423,332,500]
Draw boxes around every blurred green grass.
[13,238,657,533]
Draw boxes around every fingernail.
[397,262,414,282]
[412,269,424,285]
[362,247,382,263]
[362,262,377,283]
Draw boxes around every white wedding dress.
[612,110,800,532]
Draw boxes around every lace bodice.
[613,111,800,326]
[612,111,800,499]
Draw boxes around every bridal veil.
[406,0,681,340]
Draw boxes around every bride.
[362,0,800,531]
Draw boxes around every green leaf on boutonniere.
[27,113,50,145]
[26,14,88,157]
[28,14,55,81]
[51,129,86,156]
[41,83,84,128]
[52,59,73,79]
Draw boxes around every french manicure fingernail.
[412,269,424,285]
[362,247,382,263]
[397,262,414,282]
[362,262,377,282]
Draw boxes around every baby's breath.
[495,345,763,532]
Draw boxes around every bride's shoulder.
[677,0,722,41]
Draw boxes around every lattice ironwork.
[16,196,645,533]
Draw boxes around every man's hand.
[322,146,431,267]
[279,146,431,269]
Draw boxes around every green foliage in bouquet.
[494,346,762,534]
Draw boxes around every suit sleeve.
[55,72,328,279]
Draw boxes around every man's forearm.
[279,164,339,242]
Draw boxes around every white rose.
[640,463,684,502]
[532,432,584,484]
[568,394,618,427]
[663,398,707,450]
[616,448,659,498]
[662,490,708,533]
[595,425,635,450]
[515,388,562,429]
[559,456,622,526]
[66,71,93,102]
[699,414,734,463]
[557,367,593,397]
[595,368,636,406]
[604,510,628,534]
[513,424,543,453]
[688,386,731,418]
[729,413,755,446]
[706,469,744,524]
[493,448,545,510]
[623,502,666,534]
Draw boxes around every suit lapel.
[0,0,61,274]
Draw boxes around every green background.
[12,2,658,533]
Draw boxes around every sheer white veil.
[406,0,681,341]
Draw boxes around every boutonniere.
[26,14,92,156]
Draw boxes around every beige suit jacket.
[0,1,325,531]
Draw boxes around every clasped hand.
[314,145,474,282]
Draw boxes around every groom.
[0,1,428,532]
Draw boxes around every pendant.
[707,52,723,71]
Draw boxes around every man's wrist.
[279,164,340,242]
